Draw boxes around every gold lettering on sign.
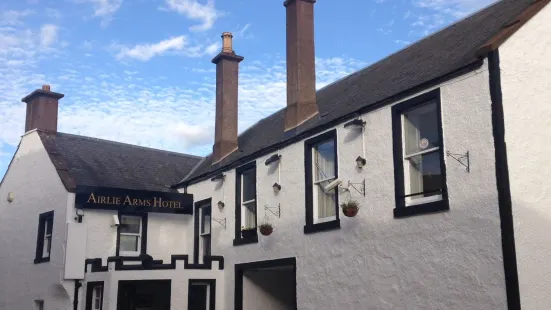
[84,192,183,209]
[87,193,97,203]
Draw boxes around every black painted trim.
[488,49,521,310]
[234,257,297,310]
[85,281,103,310]
[304,129,340,233]
[84,254,224,272]
[194,198,212,264]
[234,161,258,245]
[73,280,82,310]
[174,60,484,188]
[34,210,54,264]
[188,279,216,310]
[115,211,148,257]
[391,88,450,218]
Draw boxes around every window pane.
[242,201,256,228]
[94,286,102,309]
[404,101,439,155]
[406,151,442,199]
[43,237,51,257]
[120,217,140,234]
[314,139,335,181]
[201,206,211,234]
[120,235,139,252]
[242,168,255,202]
[317,188,336,219]
[202,235,211,257]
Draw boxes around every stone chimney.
[21,85,64,133]
[211,32,244,164]
[284,0,319,132]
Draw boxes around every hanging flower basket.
[341,200,360,217]
[259,223,273,236]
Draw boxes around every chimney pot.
[222,32,233,53]
[42,84,51,91]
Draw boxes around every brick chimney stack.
[21,84,64,133]
[211,32,244,164]
[283,0,319,132]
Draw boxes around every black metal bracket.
[264,204,281,218]
[213,217,226,229]
[446,151,470,172]
[347,180,366,197]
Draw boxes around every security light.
[210,173,226,182]
[76,209,84,216]
[217,201,225,209]
[356,156,366,169]
[111,215,120,227]
[6,192,14,202]
[344,119,366,129]
[265,154,282,165]
[272,182,282,193]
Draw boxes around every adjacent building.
[1,0,550,309]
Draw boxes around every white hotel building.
[1,0,550,309]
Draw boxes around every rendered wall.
[499,3,551,309]
[82,210,192,263]
[185,61,507,309]
[0,131,72,310]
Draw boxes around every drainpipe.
[73,280,82,310]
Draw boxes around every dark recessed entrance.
[117,280,171,310]
[235,257,297,310]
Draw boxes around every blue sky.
[0,0,496,178]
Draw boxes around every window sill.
[233,235,258,246]
[304,219,340,234]
[394,199,449,218]
[34,257,50,264]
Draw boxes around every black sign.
[75,186,193,214]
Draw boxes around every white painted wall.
[82,209,191,263]
[81,263,224,310]
[185,61,507,309]
[499,4,551,309]
[0,131,73,310]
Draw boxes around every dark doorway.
[188,279,216,310]
[117,280,171,310]
[235,257,297,310]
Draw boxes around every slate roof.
[177,0,539,186]
[37,131,203,192]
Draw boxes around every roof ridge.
[52,131,204,160]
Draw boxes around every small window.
[119,215,142,255]
[392,89,449,218]
[200,204,211,257]
[34,211,54,263]
[86,282,104,310]
[304,130,340,234]
[93,285,103,310]
[234,162,258,245]
[241,167,257,230]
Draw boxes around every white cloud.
[204,41,221,56]
[116,36,187,61]
[165,0,221,32]
[414,0,497,18]
[0,10,34,26]
[40,24,58,47]
[74,0,123,26]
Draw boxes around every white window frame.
[199,205,211,237]
[93,285,103,310]
[119,215,142,256]
[241,170,257,229]
[43,220,52,258]
[401,101,443,207]
[312,140,337,224]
